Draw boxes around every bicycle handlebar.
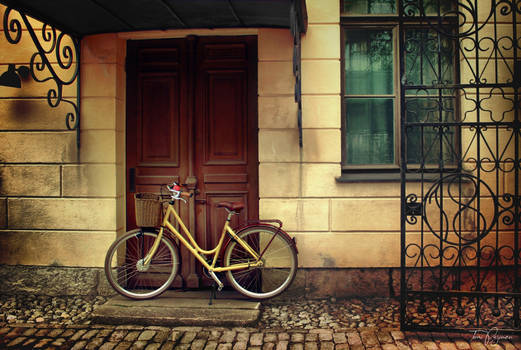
[180,192,192,198]
[166,182,192,202]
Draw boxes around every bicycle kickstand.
[209,283,217,306]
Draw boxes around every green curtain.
[344,29,394,165]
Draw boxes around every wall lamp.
[0,64,30,88]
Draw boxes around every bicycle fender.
[221,223,298,259]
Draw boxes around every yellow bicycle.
[104,182,298,300]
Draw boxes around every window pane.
[405,96,455,123]
[406,97,458,165]
[345,29,394,94]
[345,98,395,164]
[406,125,458,165]
[343,0,396,14]
[404,29,454,86]
[401,0,454,16]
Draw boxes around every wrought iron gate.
[400,0,520,332]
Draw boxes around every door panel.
[127,39,189,288]
[204,71,246,164]
[126,36,258,288]
[194,37,258,271]
[139,74,180,165]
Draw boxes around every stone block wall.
[0,5,125,269]
[0,0,404,296]
[257,0,402,275]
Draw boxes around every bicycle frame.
[142,202,263,273]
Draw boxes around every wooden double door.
[126,36,259,288]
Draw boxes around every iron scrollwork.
[423,173,498,246]
[3,7,80,148]
[405,193,422,224]
[401,0,520,333]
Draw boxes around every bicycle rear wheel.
[223,226,297,299]
[104,229,179,299]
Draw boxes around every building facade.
[0,0,518,304]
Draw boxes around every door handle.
[129,168,136,192]
[192,188,205,204]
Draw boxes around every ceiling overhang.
[0,0,307,38]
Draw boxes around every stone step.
[91,290,260,327]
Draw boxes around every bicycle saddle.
[216,201,244,212]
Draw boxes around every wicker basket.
[134,193,161,227]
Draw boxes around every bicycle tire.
[223,225,297,299]
[104,229,179,299]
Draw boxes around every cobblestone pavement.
[259,298,399,329]
[1,295,399,329]
[1,322,520,350]
[1,295,520,349]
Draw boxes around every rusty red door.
[126,36,258,288]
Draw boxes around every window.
[341,0,457,176]
[344,28,395,165]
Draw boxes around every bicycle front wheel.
[104,229,179,299]
[223,226,297,299]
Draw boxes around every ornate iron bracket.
[2,7,81,149]
[290,0,307,148]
